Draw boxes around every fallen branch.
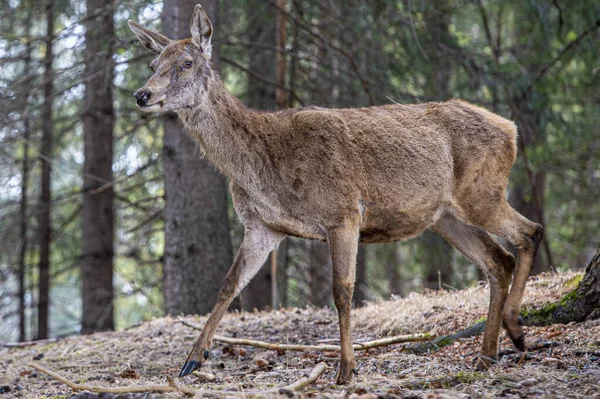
[1,337,60,348]
[404,320,487,355]
[30,362,329,396]
[179,316,432,351]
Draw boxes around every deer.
[128,5,543,384]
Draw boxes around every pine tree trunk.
[421,0,454,291]
[81,0,115,333]
[309,241,332,307]
[354,246,368,307]
[37,0,54,340]
[162,0,234,316]
[385,244,403,297]
[19,1,34,342]
[522,245,600,326]
[422,230,453,290]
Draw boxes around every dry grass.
[2,270,599,398]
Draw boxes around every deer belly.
[359,207,439,244]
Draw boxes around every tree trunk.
[81,0,115,333]
[275,0,288,109]
[522,244,600,326]
[246,0,276,109]
[162,0,234,316]
[309,241,332,307]
[385,244,403,297]
[37,0,54,340]
[354,246,368,307]
[19,1,34,342]
[421,0,454,291]
[508,99,550,274]
[275,238,288,308]
[422,230,453,290]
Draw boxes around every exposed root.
[179,316,433,351]
[30,361,329,396]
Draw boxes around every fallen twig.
[179,316,432,352]
[404,320,487,355]
[30,362,329,396]
[1,337,60,348]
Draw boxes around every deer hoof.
[178,360,201,377]
[335,362,356,385]
[509,333,526,352]
[475,354,497,371]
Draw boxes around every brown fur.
[129,5,542,384]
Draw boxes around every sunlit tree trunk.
[81,0,115,333]
[37,0,54,340]
[162,0,234,315]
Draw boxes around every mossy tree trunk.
[522,244,600,326]
[406,245,600,354]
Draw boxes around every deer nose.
[134,90,151,106]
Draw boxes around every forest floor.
[2,271,600,399]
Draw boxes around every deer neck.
[177,73,268,189]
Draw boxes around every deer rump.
[237,99,517,245]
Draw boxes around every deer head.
[128,5,213,112]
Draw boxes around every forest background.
[0,0,598,342]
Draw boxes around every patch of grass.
[564,274,583,289]
[454,371,486,384]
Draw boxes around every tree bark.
[421,0,454,291]
[275,0,288,109]
[422,230,453,290]
[385,244,403,297]
[81,0,115,333]
[309,241,332,307]
[353,246,368,307]
[275,238,288,308]
[37,0,54,340]
[509,99,550,274]
[19,0,34,342]
[522,244,600,326]
[162,0,234,316]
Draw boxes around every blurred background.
[0,0,598,342]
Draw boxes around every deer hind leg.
[327,218,360,384]
[479,203,543,351]
[179,223,284,377]
[433,213,515,369]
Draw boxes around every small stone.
[255,358,269,368]
[193,371,216,382]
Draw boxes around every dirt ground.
[2,271,599,398]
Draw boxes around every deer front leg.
[179,224,284,377]
[328,218,360,384]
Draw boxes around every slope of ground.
[2,271,599,398]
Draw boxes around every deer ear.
[190,4,213,58]
[128,20,171,55]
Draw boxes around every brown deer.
[128,5,543,384]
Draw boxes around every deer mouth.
[141,95,167,111]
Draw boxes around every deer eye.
[149,64,155,72]
[183,61,193,69]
